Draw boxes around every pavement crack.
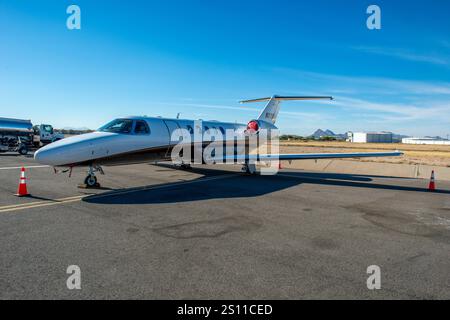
[153,215,262,239]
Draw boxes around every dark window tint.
[42,125,53,134]
[204,126,209,132]
[186,125,194,134]
[219,127,225,135]
[135,121,150,134]
[99,119,134,134]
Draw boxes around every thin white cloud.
[272,68,450,96]
[157,102,329,121]
[158,68,450,135]
[269,67,450,135]
[169,102,259,113]
[352,46,449,66]
[333,96,450,122]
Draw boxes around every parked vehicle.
[0,117,64,155]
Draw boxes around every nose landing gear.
[80,165,104,188]
[84,175,98,188]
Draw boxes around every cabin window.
[99,119,134,134]
[186,125,194,134]
[134,120,150,134]
[204,126,209,132]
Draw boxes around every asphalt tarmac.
[0,153,449,299]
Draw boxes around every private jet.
[34,96,403,187]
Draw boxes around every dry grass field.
[280,141,450,167]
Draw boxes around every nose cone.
[34,144,59,166]
[34,132,119,166]
[34,147,46,164]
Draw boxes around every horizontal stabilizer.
[240,96,333,104]
[240,95,333,124]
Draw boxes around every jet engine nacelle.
[245,119,278,139]
[245,120,260,134]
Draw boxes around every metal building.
[348,132,393,143]
[402,137,450,145]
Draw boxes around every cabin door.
[163,120,181,145]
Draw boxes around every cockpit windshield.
[99,119,134,134]
[42,125,54,134]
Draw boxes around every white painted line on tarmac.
[0,173,240,213]
[0,196,85,213]
[0,165,50,170]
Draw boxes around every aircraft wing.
[219,151,403,162]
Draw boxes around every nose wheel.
[79,165,103,189]
[84,175,98,188]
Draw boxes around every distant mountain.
[311,129,330,138]
[392,133,410,142]
[309,129,416,142]
[311,129,346,140]
[55,126,94,135]
[425,135,448,140]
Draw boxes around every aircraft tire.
[18,145,28,156]
[84,175,98,188]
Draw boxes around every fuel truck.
[0,117,64,155]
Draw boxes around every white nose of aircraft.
[34,145,58,166]
[34,132,118,166]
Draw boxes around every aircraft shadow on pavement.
[82,165,450,205]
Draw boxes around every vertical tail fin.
[258,97,281,124]
[240,95,333,124]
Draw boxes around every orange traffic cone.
[428,170,436,191]
[15,167,30,197]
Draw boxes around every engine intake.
[246,120,259,134]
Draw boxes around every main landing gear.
[241,162,257,175]
[81,165,104,188]
[179,163,192,170]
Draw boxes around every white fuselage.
[33,116,263,167]
[33,97,403,179]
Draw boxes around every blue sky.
[1,0,449,137]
